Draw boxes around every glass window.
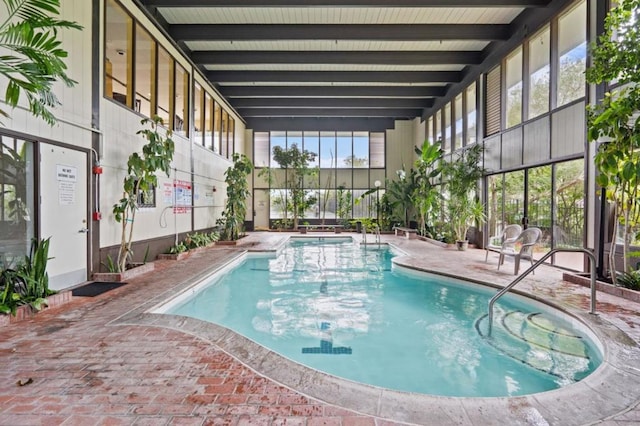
[134,25,153,117]
[156,46,171,124]
[505,46,523,128]
[320,132,335,168]
[0,136,35,267]
[443,103,451,152]
[352,132,369,168]
[254,132,270,168]
[303,131,320,168]
[204,92,212,148]
[370,132,385,168]
[427,117,433,143]
[466,83,476,145]
[105,0,132,107]
[528,26,550,119]
[174,63,188,137]
[228,117,235,155]
[288,132,303,154]
[193,83,203,145]
[213,101,221,154]
[221,110,229,158]
[435,109,442,143]
[336,132,352,168]
[454,94,463,149]
[557,0,586,107]
[271,131,286,168]
[554,159,585,269]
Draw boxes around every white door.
[40,143,88,290]
[254,189,270,230]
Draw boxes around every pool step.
[476,311,592,381]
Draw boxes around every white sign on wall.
[56,164,77,205]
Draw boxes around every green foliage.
[0,237,53,316]
[259,144,317,229]
[167,242,188,254]
[385,168,419,227]
[617,270,640,291]
[586,0,640,277]
[219,153,253,241]
[273,218,293,230]
[336,185,352,223]
[413,140,443,236]
[0,0,82,125]
[185,231,219,249]
[101,254,117,273]
[586,0,640,86]
[0,269,23,315]
[112,117,175,272]
[442,144,485,242]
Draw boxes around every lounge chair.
[498,227,542,275]
[485,224,522,262]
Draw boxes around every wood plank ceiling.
[139,0,572,131]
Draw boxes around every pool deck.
[1,232,640,425]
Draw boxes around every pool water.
[164,238,602,397]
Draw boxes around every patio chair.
[485,224,522,262]
[498,227,542,275]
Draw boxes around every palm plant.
[0,0,82,125]
[219,153,253,241]
[413,140,443,236]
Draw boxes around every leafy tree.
[219,153,253,241]
[112,117,175,273]
[343,155,367,167]
[0,0,82,125]
[259,144,317,229]
[586,0,640,279]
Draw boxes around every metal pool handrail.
[487,248,597,336]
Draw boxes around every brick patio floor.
[1,232,639,425]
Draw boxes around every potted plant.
[112,116,175,273]
[442,144,485,250]
[217,153,253,242]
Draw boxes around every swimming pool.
[157,237,602,397]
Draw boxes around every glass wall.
[156,46,172,124]
[0,136,35,267]
[256,131,386,222]
[174,63,188,137]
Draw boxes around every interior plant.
[0,237,53,315]
[112,116,175,272]
[441,144,485,250]
[413,139,443,236]
[586,0,640,283]
[385,168,419,228]
[0,0,82,125]
[219,153,253,241]
[258,144,317,229]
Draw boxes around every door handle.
[78,228,89,233]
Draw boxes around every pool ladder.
[486,248,597,336]
[361,224,381,248]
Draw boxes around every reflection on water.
[168,238,601,397]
